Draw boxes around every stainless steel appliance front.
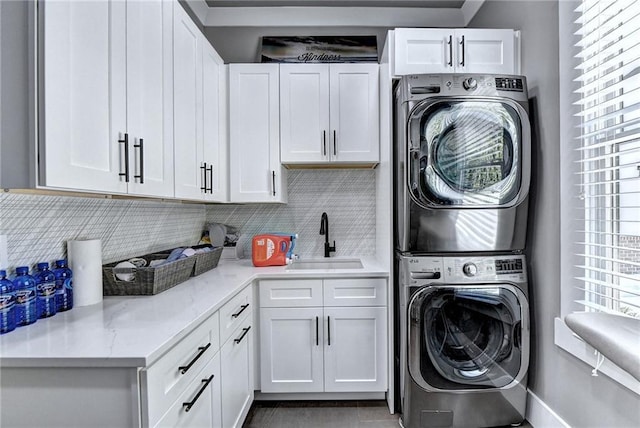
[394,74,532,253]
[398,254,530,428]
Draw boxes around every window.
[573,0,640,318]
[557,0,640,392]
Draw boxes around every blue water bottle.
[54,259,73,312]
[35,262,57,318]
[13,266,38,326]
[0,269,17,334]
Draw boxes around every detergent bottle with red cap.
[252,234,291,267]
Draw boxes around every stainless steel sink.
[286,258,364,270]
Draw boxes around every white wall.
[469,1,639,427]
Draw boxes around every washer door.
[407,99,530,208]
[408,285,528,391]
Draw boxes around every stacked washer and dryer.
[393,74,532,428]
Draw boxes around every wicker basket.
[102,253,196,296]
[191,245,223,276]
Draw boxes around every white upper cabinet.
[125,0,174,197]
[229,64,287,203]
[280,64,379,166]
[42,0,127,193]
[393,28,519,76]
[42,0,174,196]
[173,3,227,202]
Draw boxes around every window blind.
[574,0,640,318]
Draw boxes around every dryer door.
[407,99,530,208]
[408,284,529,391]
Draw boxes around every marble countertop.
[0,257,388,368]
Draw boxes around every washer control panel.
[401,254,527,285]
[444,255,527,283]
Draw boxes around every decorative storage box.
[102,253,196,296]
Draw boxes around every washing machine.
[394,74,532,253]
[398,254,530,428]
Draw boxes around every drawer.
[153,352,222,428]
[142,312,220,427]
[219,285,253,344]
[323,278,387,306]
[259,279,323,308]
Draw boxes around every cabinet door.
[173,2,204,200]
[154,352,222,428]
[280,64,330,163]
[329,64,379,163]
[126,0,174,197]
[202,42,228,202]
[229,64,287,203]
[260,307,324,393]
[455,29,516,74]
[42,0,127,193]
[393,28,453,75]
[221,320,253,428]
[324,306,387,392]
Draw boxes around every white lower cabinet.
[154,352,223,428]
[259,278,388,394]
[260,307,324,393]
[221,319,254,428]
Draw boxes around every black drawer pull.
[118,133,130,182]
[231,303,250,319]
[134,138,144,184]
[234,326,251,344]
[327,316,331,346]
[183,374,214,412]
[178,343,211,374]
[316,316,319,346]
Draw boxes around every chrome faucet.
[319,212,336,258]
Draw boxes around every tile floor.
[242,400,533,428]
[242,400,400,428]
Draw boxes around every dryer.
[398,254,530,428]
[394,74,531,253]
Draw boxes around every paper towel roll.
[68,239,103,307]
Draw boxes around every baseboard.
[526,389,571,428]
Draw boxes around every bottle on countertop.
[53,259,73,312]
[0,269,17,334]
[35,262,57,318]
[13,266,38,327]
[251,234,291,267]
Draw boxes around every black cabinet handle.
[327,316,331,346]
[231,303,249,319]
[183,375,214,412]
[460,35,465,66]
[234,326,251,344]
[200,162,207,192]
[333,130,337,156]
[178,343,211,374]
[118,133,130,182]
[134,138,144,184]
[316,316,319,346]
[323,130,327,156]
[447,35,453,67]
[272,171,276,196]
[207,164,213,194]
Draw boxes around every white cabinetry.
[259,278,387,393]
[392,28,519,76]
[173,2,227,202]
[219,286,254,428]
[280,64,379,166]
[229,64,287,203]
[42,0,174,196]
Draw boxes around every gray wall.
[0,0,34,188]
[469,1,639,427]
